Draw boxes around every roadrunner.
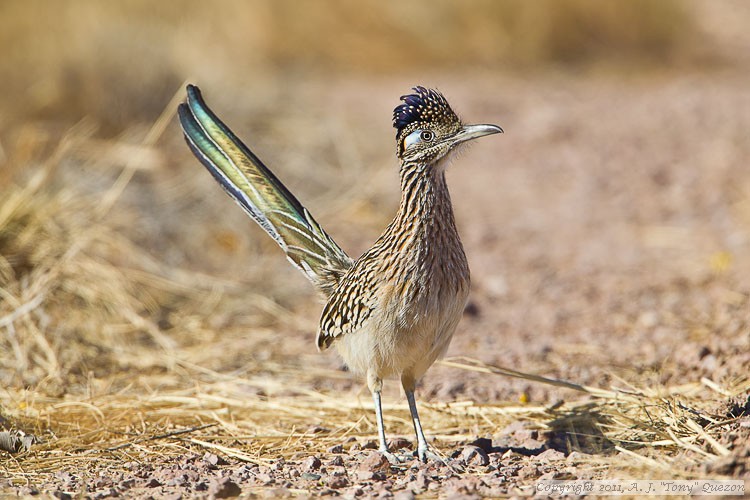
[178,85,502,462]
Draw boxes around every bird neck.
[384,160,469,296]
[396,161,457,234]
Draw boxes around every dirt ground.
[1,3,750,498]
[1,69,748,497]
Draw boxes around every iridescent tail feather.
[178,85,352,295]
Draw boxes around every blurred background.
[2,0,743,133]
[1,0,748,403]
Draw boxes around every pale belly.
[334,284,469,382]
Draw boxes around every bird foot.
[416,447,448,465]
[380,449,403,465]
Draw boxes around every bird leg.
[369,372,400,464]
[404,389,431,462]
[402,374,446,463]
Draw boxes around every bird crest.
[393,86,459,138]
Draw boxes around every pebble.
[327,444,344,454]
[209,477,242,498]
[461,445,489,466]
[537,449,566,462]
[388,437,412,450]
[143,477,161,488]
[255,473,273,484]
[301,472,321,481]
[302,455,321,471]
[359,452,391,472]
[357,470,376,481]
[327,476,349,489]
[517,465,540,479]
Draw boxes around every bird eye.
[403,129,435,150]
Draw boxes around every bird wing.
[178,85,352,294]
[316,261,376,350]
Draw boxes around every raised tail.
[178,84,352,295]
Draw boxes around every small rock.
[327,476,349,489]
[356,470,375,481]
[362,440,378,450]
[360,452,391,472]
[518,465,540,479]
[388,437,411,450]
[302,455,321,471]
[330,466,347,476]
[167,475,187,487]
[143,477,161,488]
[52,492,71,500]
[327,444,344,454]
[120,479,136,490]
[328,455,344,467]
[255,473,273,485]
[94,476,114,489]
[203,452,228,467]
[461,445,489,466]
[209,477,241,498]
[301,472,321,481]
[537,449,566,462]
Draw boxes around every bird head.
[393,86,502,165]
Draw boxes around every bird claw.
[416,447,448,465]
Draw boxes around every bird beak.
[451,124,503,146]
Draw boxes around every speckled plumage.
[179,85,502,462]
